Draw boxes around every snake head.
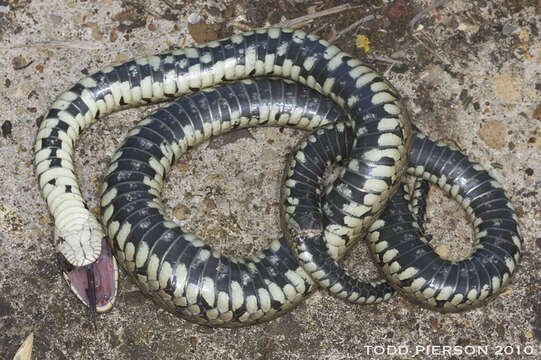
[57,237,118,317]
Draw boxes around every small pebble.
[434,244,449,258]
[187,13,201,24]
[173,203,190,220]
[502,23,519,36]
[50,14,62,25]
[12,56,27,70]
[1,120,12,137]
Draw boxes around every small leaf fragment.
[355,35,371,53]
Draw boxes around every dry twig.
[412,32,452,65]
[274,3,359,28]
[408,0,452,28]
[373,55,404,65]
[328,15,375,43]
[4,40,104,50]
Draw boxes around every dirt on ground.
[1,0,540,359]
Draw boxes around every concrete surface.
[1,0,540,359]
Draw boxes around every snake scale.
[33,28,521,327]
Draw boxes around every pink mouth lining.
[65,237,117,311]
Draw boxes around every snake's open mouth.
[59,238,118,315]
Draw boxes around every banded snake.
[33,28,521,327]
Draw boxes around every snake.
[33,28,521,326]
[284,125,522,311]
[100,78,403,326]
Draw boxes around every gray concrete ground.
[1,0,540,359]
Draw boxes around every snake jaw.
[58,237,118,315]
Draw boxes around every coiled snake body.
[34,28,521,327]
